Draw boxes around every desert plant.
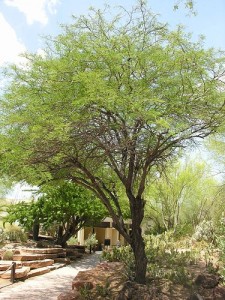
[192,220,215,242]
[95,278,111,298]
[2,250,13,260]
[4,224,28,242]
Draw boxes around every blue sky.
[1,0,225,200]
[0,0,224,67]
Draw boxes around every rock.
[13,253,58,261]
[1,266,30,279]
[21,247,64,254]
[26,266,50,278]
[54,257,71,264]
[57,290,81,300]
[20,259,54,269]
[194,274,219,289]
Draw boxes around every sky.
[1,0,224,200]
[0,0,224,68]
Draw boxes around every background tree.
[0,1,225,283]
[4,182,107,247]
[145,159,220,234]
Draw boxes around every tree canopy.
[0,1,225,283]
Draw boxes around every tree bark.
[129,196,147,284]
[32,220,40,241]
[131,231,147,284]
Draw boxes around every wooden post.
[10,262,16,283]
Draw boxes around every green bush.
[4,224,28,242]
[2,250,13,260]
[67,236,78,245]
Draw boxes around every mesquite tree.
[0,1,225,283]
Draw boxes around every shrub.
[192,220,215,242]
[4,224,28,242]
[2,250,13,260]
[67,236,78,245]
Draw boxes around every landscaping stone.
[1,266,30,279]
[13,253,59,261]
[54,257,71,264]
[21,247,64,254]
[26,266,51,278]
[0,260,22,271]
[18,258,54,269]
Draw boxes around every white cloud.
[4,0,60,25]
[0,12,26,66]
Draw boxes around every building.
[77,217,132,250]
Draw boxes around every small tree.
[0,2,225,283]
[4,182,107,247]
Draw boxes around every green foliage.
[79,284,92,300]
[4,182,107,245]
[84,233,98,248]
[0,230,7,245]
[95,279,111,298]
[144,232,199,283]
[145,158,220,233]
[0,0,225,283]
[4,224,28,242]
[67,236,78,245]
[2,250,13,260]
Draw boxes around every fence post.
[10,262,16,283]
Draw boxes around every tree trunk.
[130,196,147,284]
[56,225,64,246]
[130,225,147,284]
[32,220,39,241]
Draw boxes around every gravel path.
[0,252,102,300]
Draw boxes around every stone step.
[1,266,30,279]
[26,266,51,278]
[48,263,67,271]
[54,257,71,264]
[21,248,64,254]
[18,259,54,269]
[13,253,59,261]
[0,261,22,271]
